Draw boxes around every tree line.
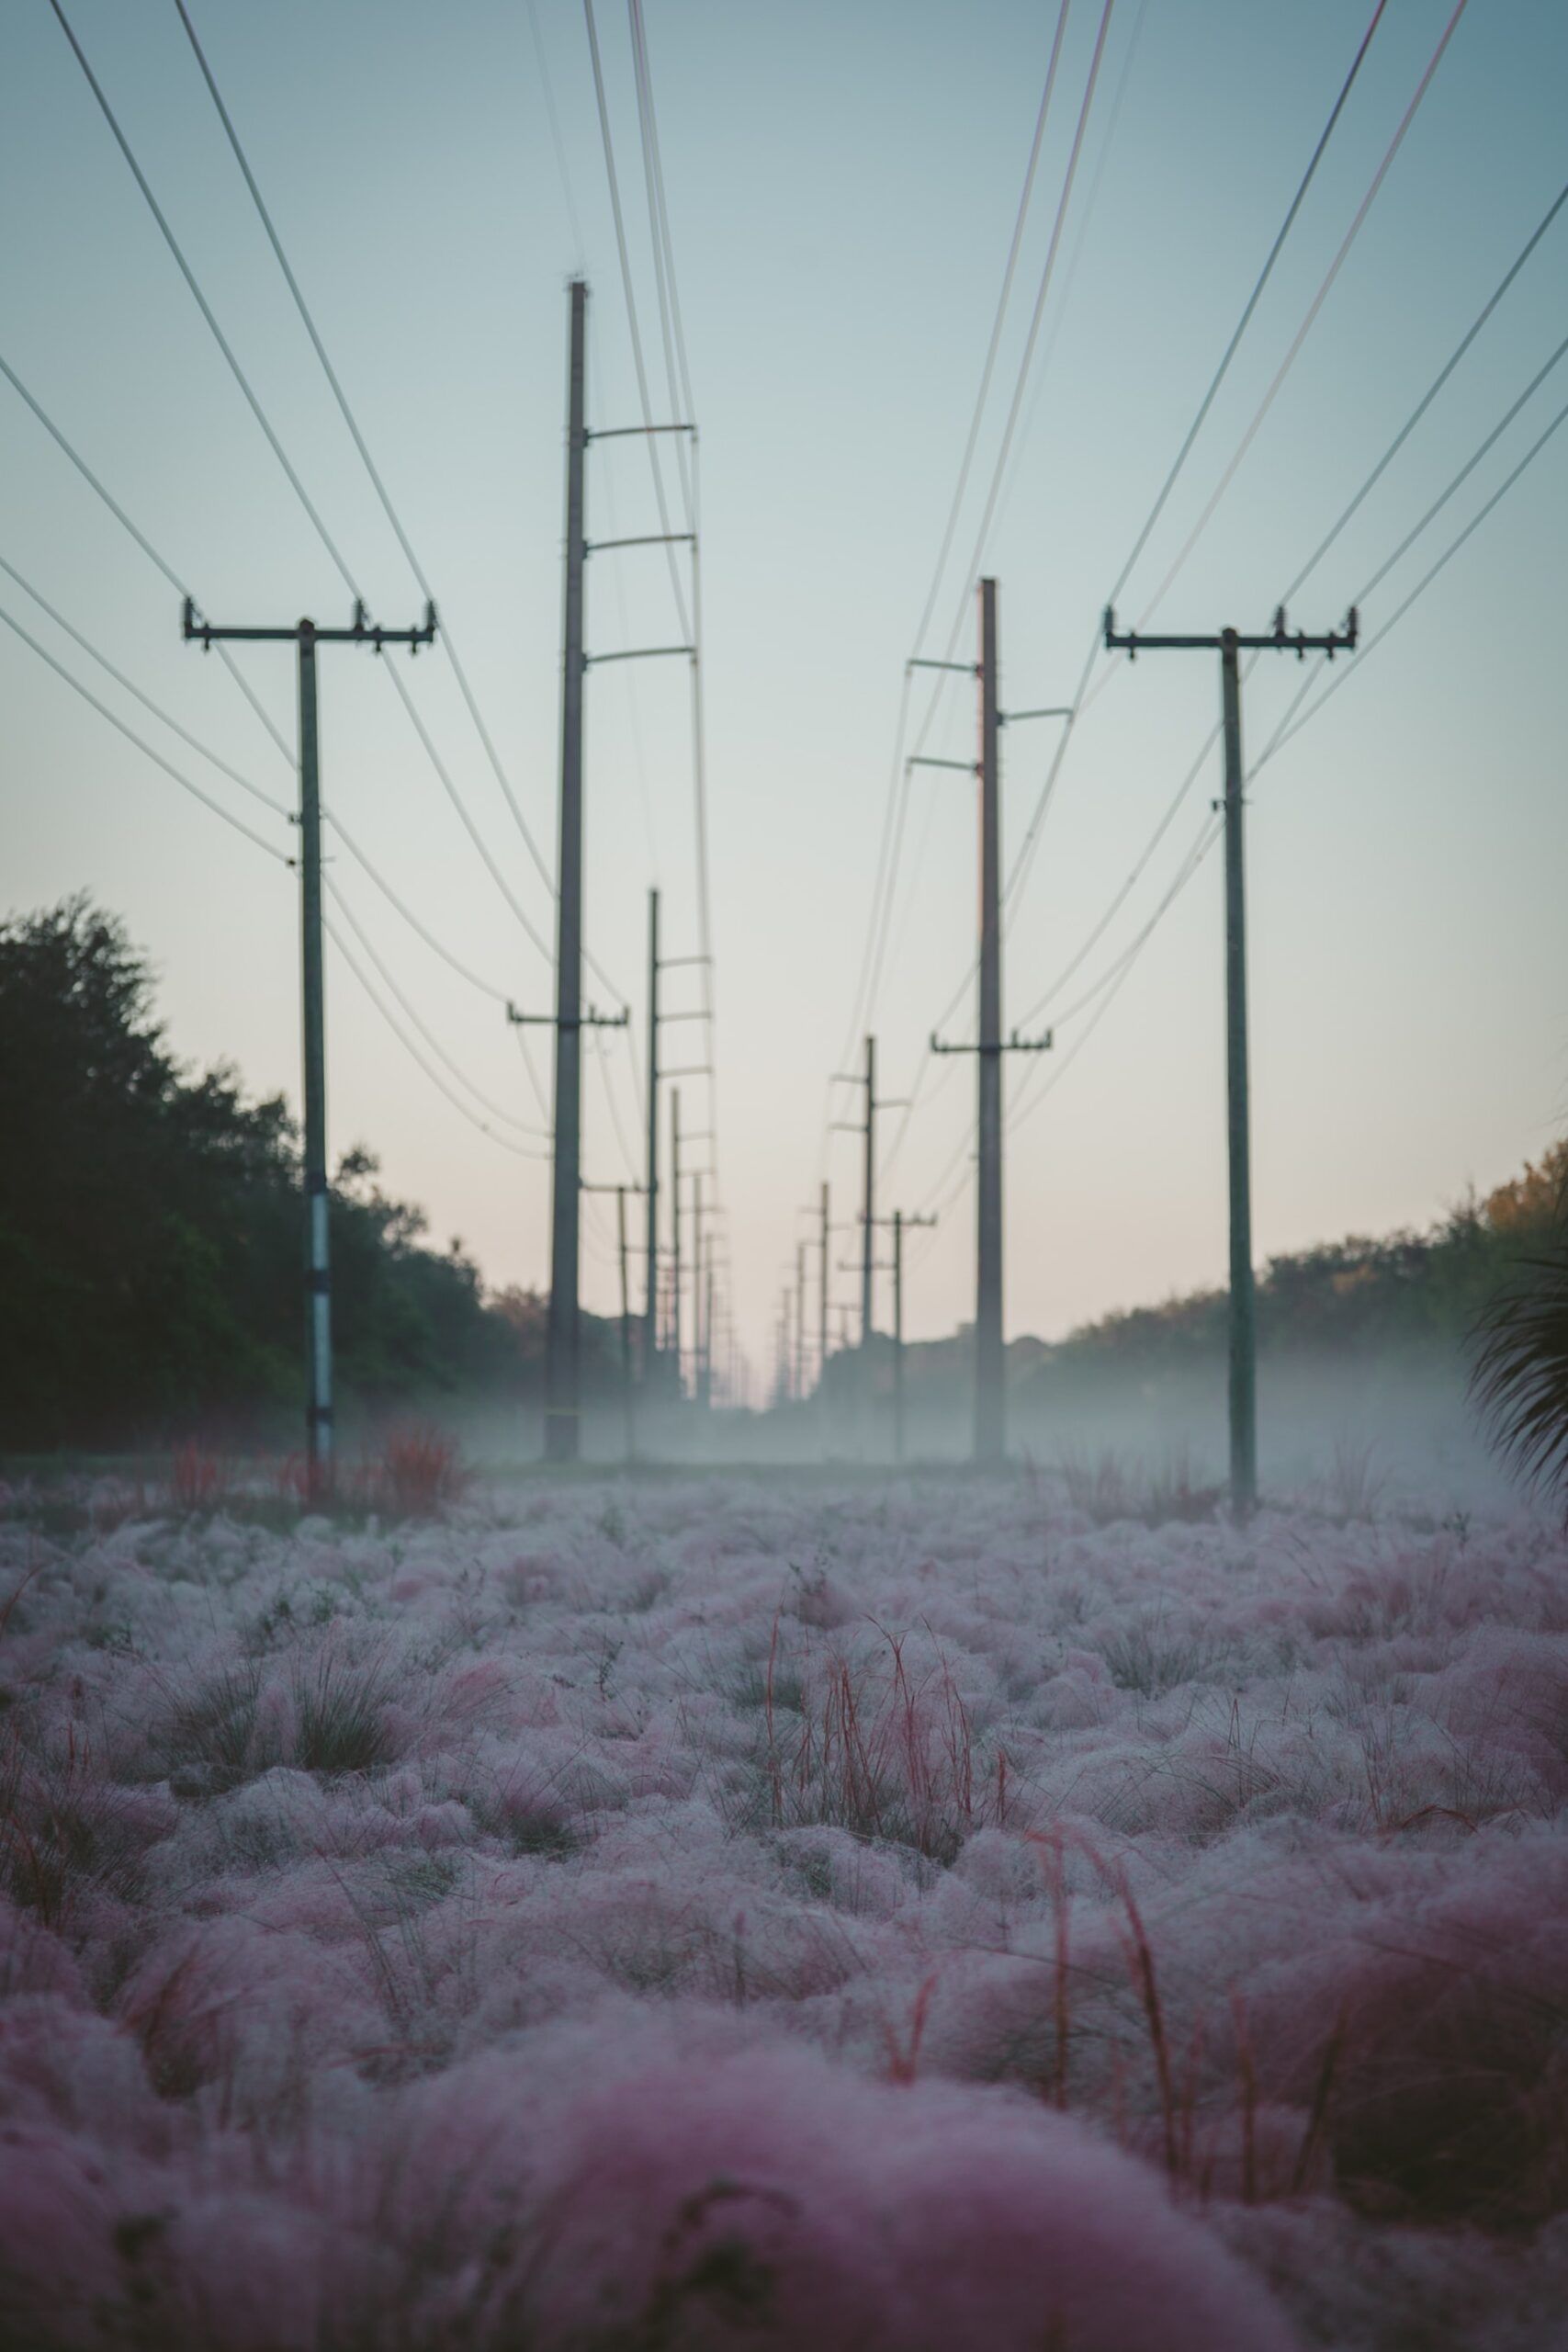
[0,899,622,1451]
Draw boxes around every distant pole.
[181,595,435,1489]
[671,1084,683,1395]
[1219,630,1257,1512]
[921,582,1048,1470]
[297,624,330,1484]
[818,1181,829,1394]
[1104,601,1358,1514]
[872,1207,935,1464]
[862,1034,875,1344]
[704,1261,716,1408]
[891,1208,905,1460]
[545,276,589,1462]
[615,1183,635,1463]
[795,1240,807,1401]
[975,578,1004,1465]
[643,886,660,1380]
[693,1170,705,1402]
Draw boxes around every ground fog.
[2,1468,1566,2349]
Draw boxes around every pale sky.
[5,0,1567,1391]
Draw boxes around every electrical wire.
[0,548,288,819]
[0,345,293,764]
[1256,372,1568,775]
[59,1,583,997]
[173,0,561,908]
[0,591,290,865]
[324,877,548,1139]
[1132,0,1471,628]
[323,913,549,1161]
[1279,171,1568,607]
[1107,0,1388,617]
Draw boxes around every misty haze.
[4,5,1568,2350]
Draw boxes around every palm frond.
[1470,1234,1568,1507]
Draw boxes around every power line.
[323,877,547,1139]
[527,0,590,267]
[1106,0,1389,616]
[1010,164,1568,1045]
[841,3,1076,1069]
[0,590,289,865]
[51,0,360,598]
[1132,0,1471,628]
[172,0,561,908]
[324,912,548,1162]
[0,345,293,764]
[59,1,587,998]
[0,548,288,819]
[1258,373,1568,774]
[1279,171,1568,607]
[908,1,1073,665]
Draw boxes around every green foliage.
[0,897,603,1447]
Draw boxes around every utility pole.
[536,279,694,1457]
[818,1182,829,1396]
[693,1170,705,1403]
[1104,602,1358,1513]
[643,887,660,1382]
[670,1085,683,1395]
[583,1181,644,1463]
[872,1208,937,1462]
[918,580,1054,1467]
[795,1240,807,1402]
[615,1184,634,1463]
[546,274,590,1464]
[182,594,435,1489]
[831,1036,907,1348]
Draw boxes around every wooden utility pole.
[643,887,660,1380]
[873,1209,936,1461]
[919,580,1051,1467]
[536,281,693,1455]
[182,594,435,1488]
[818,1182,829,1395]
[1104,603,1359,1513]
[615,1184,634,1462]
[545,277,590,1463]
[670,1086,683,1394]
[831,1036,906,1350]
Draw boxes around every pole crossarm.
[1102,605,1359,661]
[585,423,695,441]
[507,1001,629,1031]
[1102,594,1364,1513]
[908,754,979,775]
[183,596,436,653]
[586,534,695,554]
[660,952,713,969]
[931,1027,1052,1056]
[907,657,980,675]
[660,1062,712,1080]
[999,706,1073,725]
[584,644,694,666]
[873,1213,937,1230]
[581,1179,647,1194]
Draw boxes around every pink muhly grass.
[363,1423,467,1519]
[166,1439,236,1515]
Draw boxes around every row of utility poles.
[820,576,1356,1510]
[187,268,1358,1511]
[193,276,733,1487]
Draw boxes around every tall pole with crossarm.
[1103,603,1359,1513]
[182,595,435,1490]
[917,580,1053,1466]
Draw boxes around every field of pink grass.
[2,1467,1566,2348]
